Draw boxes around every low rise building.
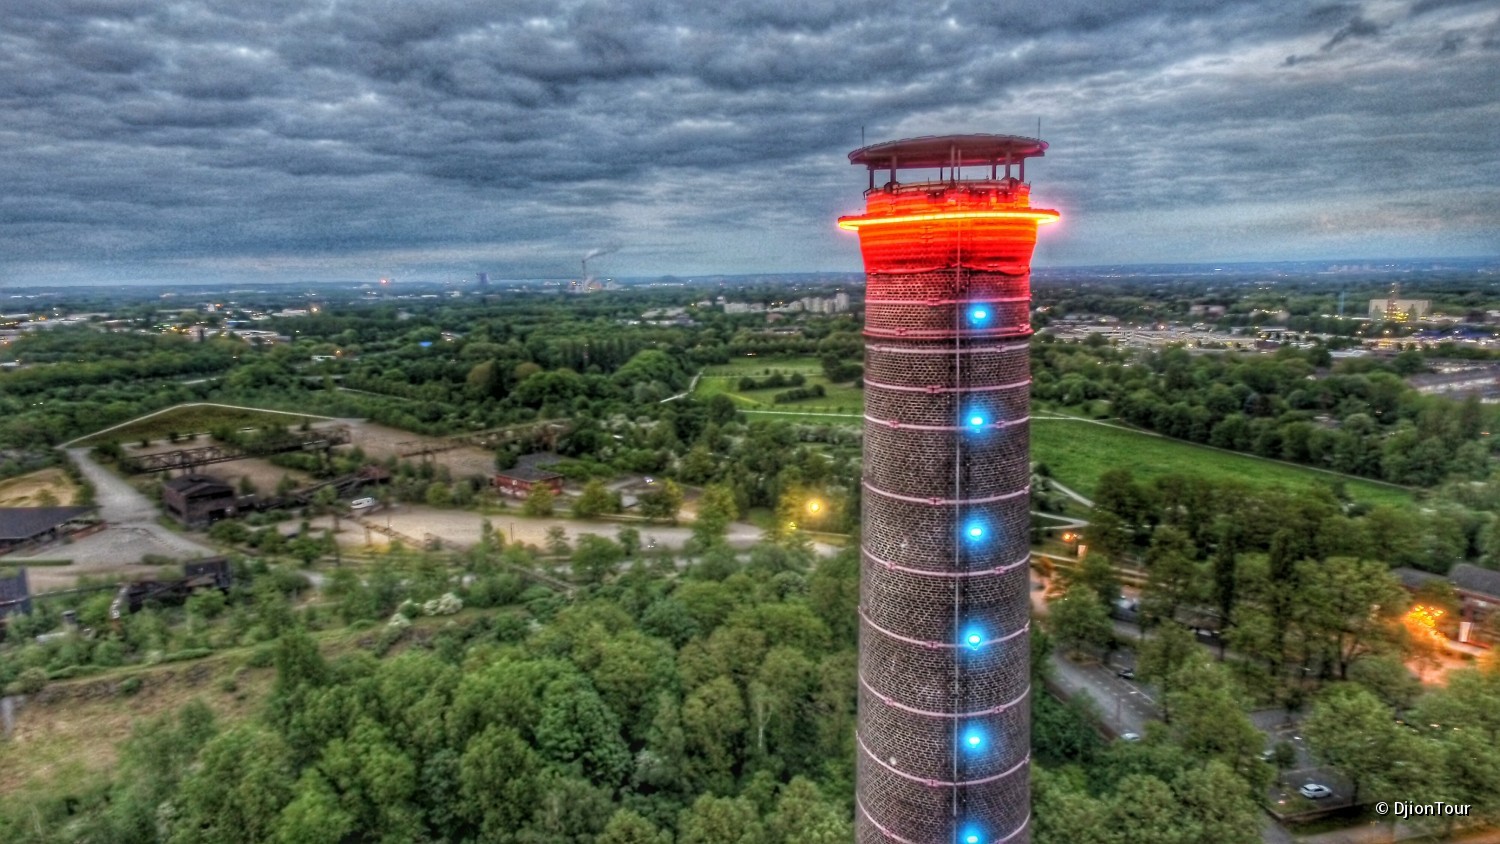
[162,475,240,527]
[492,467,564,498]
[0,506,100,555]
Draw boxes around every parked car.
[1299,783,1332,799]
[1116,667,1135,680]
[1119,732,1141,742]
[350,497,376,512]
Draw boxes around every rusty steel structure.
[128,426,352,473]
[840,135,1058,844]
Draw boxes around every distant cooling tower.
[839,135,1058,844]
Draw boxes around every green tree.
[693,483,739,549]
[1303,684,1404,805]
[1347,653,1421,711]
[573,478,617,519]
[1166,660,1268,789]
[639,479,684,524]
[1066,549,1120,607]
[616,525,642,556]
[598,809,672,844]
[682,675,747,793]
[1298,556,1405,679]
[536,674,632,787]
[523,483,556,517]
[1140,525,1201,627]
[1137,622,1200,724]
[571,534,625,585]
[678,794,767,844]
[1047,590,1114,657]
[424,481,453,507]
[546,525,571,557]
[458,725,541,839]
[169,725,296,844]
[767,777,851,844]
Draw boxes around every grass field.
[713,388,1413,506]
[73,404,324,447]
[1031,417,1414,507]
[697,356,863,413]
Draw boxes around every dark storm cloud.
[0,0,1496,284]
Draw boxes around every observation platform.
[849,134,1050,194]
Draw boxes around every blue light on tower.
[966,522,985,541]
[969,306,990,325]
[963,628,985,650]
[963,725,986,751]
[967,412,986,429]
[959,825,984,844]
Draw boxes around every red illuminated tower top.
[839,135,1058,285]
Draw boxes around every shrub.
[16,667,48,695]
[119,676,142,696]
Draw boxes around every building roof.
[849,134,1048,169]
[163,474,235,496]
[1449,564,1500,601]
[1392,566,1447,591]
[0,506,97,541]
[495,466,564,483]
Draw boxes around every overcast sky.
[3,0,1497,285]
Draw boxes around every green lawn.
[73,404,324,447]
[1031,417,1414,507]
[696,357,862,413]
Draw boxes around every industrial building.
[0,506,100,556]
[162,475,240,527]
[840,135,1057,844]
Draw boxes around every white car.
[1119,732,1141,742]
[350,497,376,512]
[1299,783,1333,799]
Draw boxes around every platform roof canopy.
[849,134,1047,171]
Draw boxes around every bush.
[119,676,142,696]
[15,667,48,695]
[162,648,213,663]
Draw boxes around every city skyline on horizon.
[3,0,1498,287]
